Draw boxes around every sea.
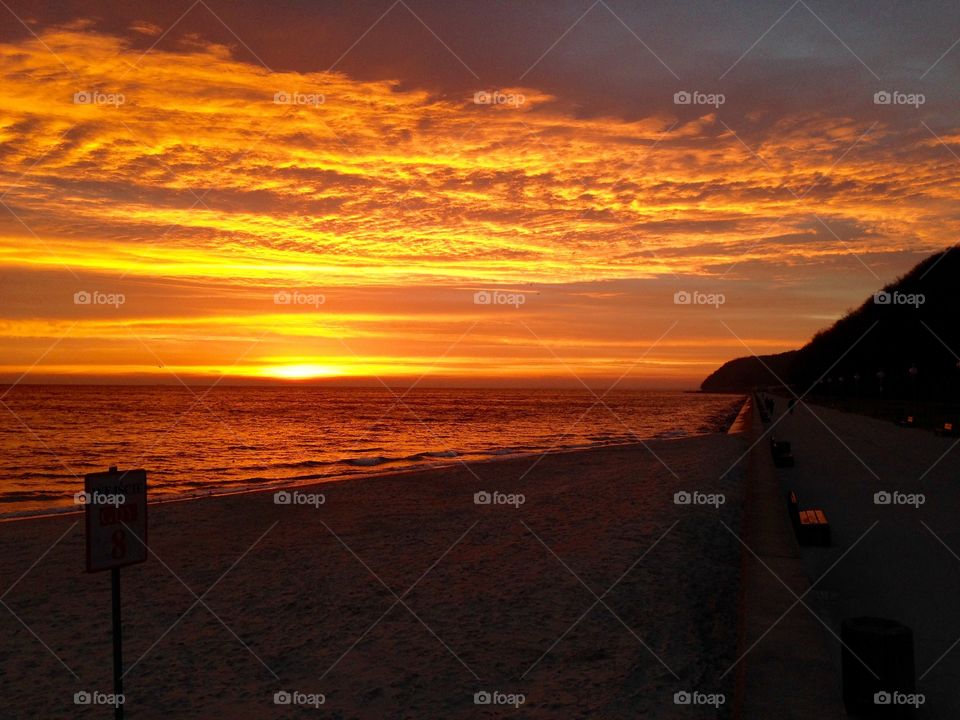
[0,386,745,518]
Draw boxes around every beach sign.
[83,467,147,572]
[83,466,147,720]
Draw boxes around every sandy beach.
[0,429,748,719]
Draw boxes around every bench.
[787,490,831,546]
[770,438,794,467]
[936,422,959,437]
[797,509,831,546]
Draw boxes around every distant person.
[788,399,795,414]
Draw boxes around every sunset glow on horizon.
[2,4,958,386]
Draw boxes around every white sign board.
[84,468,148,572]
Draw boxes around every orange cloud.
[0,27,957,384]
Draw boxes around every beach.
[9,395,957,718]
[0,427,748,719]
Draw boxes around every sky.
[1,0,958,387]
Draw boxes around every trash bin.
[841,617,915,715]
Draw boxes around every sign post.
[84,466,148,720]
[112,567,122,719]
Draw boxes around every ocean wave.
[0,505,80,520]
[10,471,82,480]
[652,429,688,439]
[0,490,65,503]
[267,459,336,470]
[346,456,397,467]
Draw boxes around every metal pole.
[112,567,124,720]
